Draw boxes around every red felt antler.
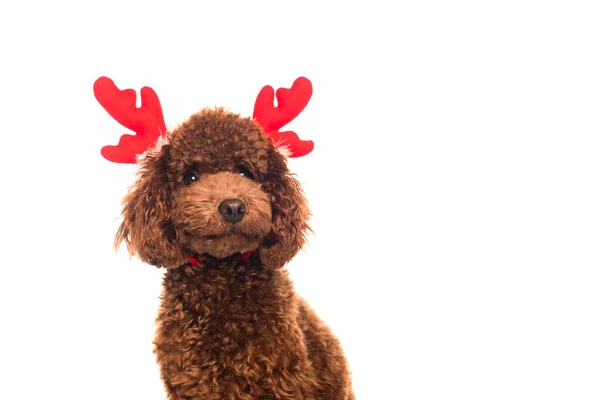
[253,77,314,157]
[94,77,167,164]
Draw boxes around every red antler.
[94,77,167,164]
[253,77,314,157]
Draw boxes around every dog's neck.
[162,252,295,322]
[185,250,254,268]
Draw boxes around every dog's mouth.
[189,231,265,259]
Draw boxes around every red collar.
[187,250,254,267]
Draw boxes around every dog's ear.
[115,145,186,268]
[259,152,311,269]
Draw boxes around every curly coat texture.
[115,108,354,399]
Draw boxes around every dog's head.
[115,108,310,269]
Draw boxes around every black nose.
[218,199,246,223]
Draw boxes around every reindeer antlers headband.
[94,76,314,163]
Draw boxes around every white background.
[1,1,599,399]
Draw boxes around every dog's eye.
[237,166,255,181]
[183,171,200,186]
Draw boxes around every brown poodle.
[114,107,354,399]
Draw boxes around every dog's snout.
[218,199,246,223]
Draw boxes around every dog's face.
[116,108,310,269]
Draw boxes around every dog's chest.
[154,267,313,398]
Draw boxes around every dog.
[112,103,354,399]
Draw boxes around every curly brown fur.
[116,108,354,399]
